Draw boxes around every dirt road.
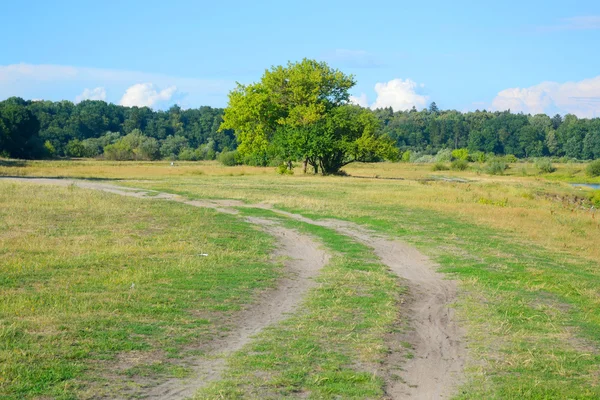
[3,177,465,399]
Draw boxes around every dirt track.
[3,177,465,399]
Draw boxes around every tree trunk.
[302,158,308,174]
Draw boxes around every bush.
[401,150,411,162]
[65,139,86,158]
[503,154,518,163]
[590,191,600,208]
[43,141,56,158]
[217,150,241,166]
[470,151,487,163]
[432,162,449,171]
[451,148,469,161]
[535,158,556,174]
[434,149,452,162]
[586,160,600,177]
[178,147,200,161]
[276,164,294,175]
[486,160,508,175]
[413,154,435,163]
[103,141,133,160]
[451,159,469,171]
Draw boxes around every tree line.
[1,78,600,165]
[0,97,235,160]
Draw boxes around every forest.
[1,96,600,163]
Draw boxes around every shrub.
[504,154,518,163]
[43,141,56,158]
[401,150,411,162]
[65,139,86,158]
[586,160,600,177]
[451,148,469,161]
[178,147,200,161]
[432,162,449,171]
[451,159,469,171]
[590,191,600,208]
[434,149,452,162]
[217,150,241,166]
[470,151,487,163]
[486,160,508,175]
[413,154,435,163]
[103,141,133,160]
[276,164,294,175]
[535,158,556,174]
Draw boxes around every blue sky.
[2,0,600,116]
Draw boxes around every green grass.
[4,160,600,398]
[0,182,280,399]
[120,177,600,398]
[195,207,404,399]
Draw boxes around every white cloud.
[492,76,600,118]
[75,87,106,103]
[120,83,177,108]
[0,63,233,108]
[349,93,369,108]
[370,79,428,111]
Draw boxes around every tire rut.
[3,177,465,399]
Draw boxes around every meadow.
[1,159,600,399]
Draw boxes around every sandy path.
[241,207,466,399]
[2,178,329,399]
[3,177,465,399]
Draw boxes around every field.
[1,159,600,399]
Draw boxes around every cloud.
[75,87,106,103]
[492,76,600,118]
[370,79,428,111]
[323,49,382,68]
[0,63,234,108]
[349,93,369,108]
[120,83,177,108]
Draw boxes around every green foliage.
[434,148,452,162]
[432,162,449,171]
[451,148,469,161]
[103,140,133,161]
[401,150,411,162]
[485,159,509,175]
[450,159,469,171]
[503,154,518,163]
[0,98,43,159]
[43,140,55,158]
[590,191,600,208]
[217,150,242,166]
[220,59,397,174]
[65,139,87,157]
[586,159,600,177]
[276,163,294,175]
[470,151,487,163]
[534,158,556,174]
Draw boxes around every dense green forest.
[1,96,600,162]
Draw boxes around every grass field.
[2,159,600,399]
[0,181,279,399]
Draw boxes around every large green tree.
[220,59,397,174]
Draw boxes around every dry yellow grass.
[2,159,598,262]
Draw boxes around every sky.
[1,0,600,117]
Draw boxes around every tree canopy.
[220,59,398,174]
